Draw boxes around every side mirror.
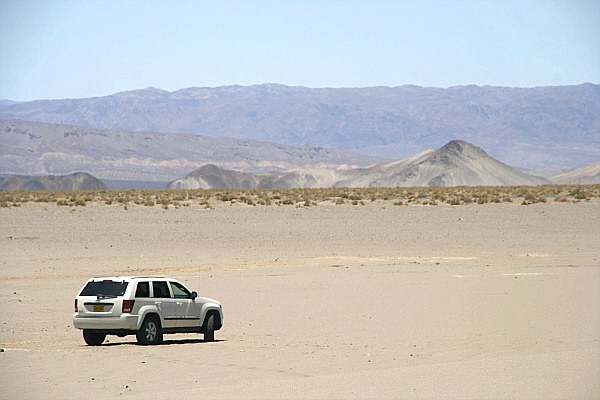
[190,291,198,299]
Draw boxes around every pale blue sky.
[1,0,598,101]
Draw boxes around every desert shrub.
[522,194,546,205]
[572,189,588,200]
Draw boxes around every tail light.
[74,299,78,312]
[122,300,135,313]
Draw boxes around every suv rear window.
[152,281,171,298]
[135,282,150,298]
[80,281,128,297]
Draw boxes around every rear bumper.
[73,314,139,330]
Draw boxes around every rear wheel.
[83,329,106,346]
[204,313,215,342]
[136,316,162,345]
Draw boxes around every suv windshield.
[80,281,128,297]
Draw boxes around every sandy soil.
[1,201,599,399]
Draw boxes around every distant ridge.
[549,162,600,185]
[0,119,383,183]
[1,83,598,171]
[0,100,19,109]
[168,140,550,189]
[0,172,107,191]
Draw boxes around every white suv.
[73,276,223,345]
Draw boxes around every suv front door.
[170,281,201,328]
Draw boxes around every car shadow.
[100,339,226,346]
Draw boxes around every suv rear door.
[151,280,178,328]
[134,280,152,315]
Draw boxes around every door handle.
[154,301,161,305]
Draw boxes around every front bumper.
[73,314,139,330]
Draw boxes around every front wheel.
[136,316,162,345]
[204,314,215,342]
[83,329,106,346]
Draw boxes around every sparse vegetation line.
[0,185,598,208]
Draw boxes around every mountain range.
[168,141,550,189]
[0,119,381,183]
[1,83,599,172]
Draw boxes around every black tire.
[83,329,106,346]
[136,316,162,345]
[204,313,215,342]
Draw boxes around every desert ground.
[1,200,599,399]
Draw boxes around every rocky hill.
[549,162,600,185]
[0,172,107,191]
[1,84,598,171]
[168,164,260,190]
[336,140,550,187]
[168,141,550,189]
[0,119,382,183]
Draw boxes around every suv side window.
[152,281,171,298]
[170,282,191,299]
[135,282,150,298]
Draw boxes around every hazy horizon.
[1,0,599,101]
